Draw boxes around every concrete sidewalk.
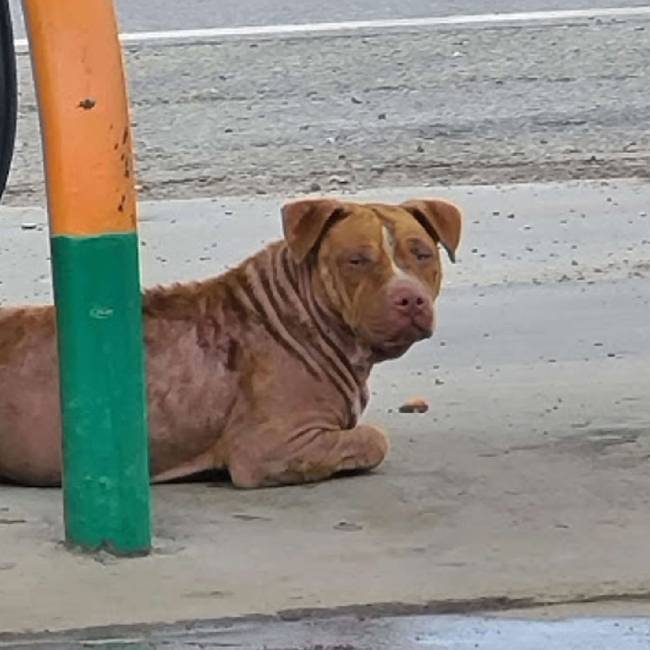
[1,180,650,634]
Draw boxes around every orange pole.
[23,0,137,236]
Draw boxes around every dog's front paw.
[346,424,390,470]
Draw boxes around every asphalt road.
[8,0,650,35]
[4,7,650,205]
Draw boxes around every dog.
[0,197,462,488]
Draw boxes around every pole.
[22,0,151,555]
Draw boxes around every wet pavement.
[2,613,650,649]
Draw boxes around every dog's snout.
[390,283,429,317]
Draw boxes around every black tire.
[0,0,17,202]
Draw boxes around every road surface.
[8,0,650,36]
[3,4,650,205]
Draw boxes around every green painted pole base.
[51,233,151,556]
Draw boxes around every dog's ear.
[401,198,463,263]
[282,198,344,263]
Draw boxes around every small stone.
[334,521,363,532]
[378,112,387,120]
[309,181,322,192]
[351,96,363,104]
[93,551,119,566]
[21,222,37,230]
[399,398,429,414]
[416,143,425,153]
[328,175,349,185]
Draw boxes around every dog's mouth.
[371,342,412,361]
[371,325,432,360]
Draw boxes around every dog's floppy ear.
[282,198,344,263]
[401,198,463,263]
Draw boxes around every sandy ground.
[1,180,649,635]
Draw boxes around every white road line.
[14,5,650,49]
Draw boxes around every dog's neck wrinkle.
[287,248,374,379]
[142,243,375,381]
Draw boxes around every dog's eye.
[413,249,433,262]
[348,255,369,267]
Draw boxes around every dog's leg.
[228,425,389,489]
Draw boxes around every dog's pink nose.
[390,283,429,317]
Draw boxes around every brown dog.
[0,198,462,488]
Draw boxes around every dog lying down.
[0,197,462,488]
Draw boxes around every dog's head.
[282,197,463,360]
